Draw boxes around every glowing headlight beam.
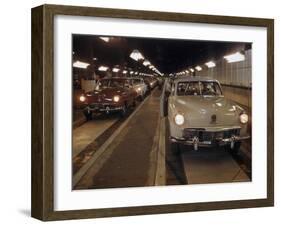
[113,95,120,102]
[174,114,185,126]
[79,95,86,102]
[240,113,249,124]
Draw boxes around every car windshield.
[177,81,222,96]
[95,79,125,90]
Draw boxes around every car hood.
[170,95,243,127]
[86,87,126,102]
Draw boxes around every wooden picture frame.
[31,4,274,221]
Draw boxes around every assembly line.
[72,35,252,189]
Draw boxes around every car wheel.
[120,103,128,117]
[170,142,180,155]
[139,95,144,102]
[83,111,92,121]
[132,99,137,107]
[225,142,241,155]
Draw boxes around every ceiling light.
[100,37,110,42]
[224,52,245,63]
[130,50,144,61]
[143,60,151,66]
[98,66,108,71]
[112,68,120,73]
[205,61,216,68]
[73,61,90,69]
[195,66,202,71]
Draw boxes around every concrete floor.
[181,147,250,184]
[73,115,118,157]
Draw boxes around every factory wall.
[196,49,252,109]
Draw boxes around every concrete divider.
[154,117,166,186]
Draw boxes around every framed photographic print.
[31,4,274,221]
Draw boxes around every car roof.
[128,77,143,80]
[174,76,219,83]
[101,77,127,80]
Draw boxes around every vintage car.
[79,78,137,120]
[143,76,158,90]
[166,76,250,154]
[129,77,148,100]
[156,76,165,90]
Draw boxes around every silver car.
[129,78,148,100]
[167,76,250,154]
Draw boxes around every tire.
[170,142,180,155]
[132,99,137,107]
[83,111,92,121]
[225,142,241,155]
[120,103,128,117]
[139,95,144,102]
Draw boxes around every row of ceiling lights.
[72,38,161,77]
[176,51,245,76]
[98,66,151,76]
[73,59,154,77]
[129,49,163,76]
[97,65,154,77]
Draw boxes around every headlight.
[240,113,248,124]
[113,95,120,102]
[174,113,185,125]
[79,95,86,102]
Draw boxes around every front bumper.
[84,103,123,113]
[170,127,250,150]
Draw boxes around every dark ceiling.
[72,34,251,74]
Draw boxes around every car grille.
[89,103,108,109]
[183,128,240,142]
